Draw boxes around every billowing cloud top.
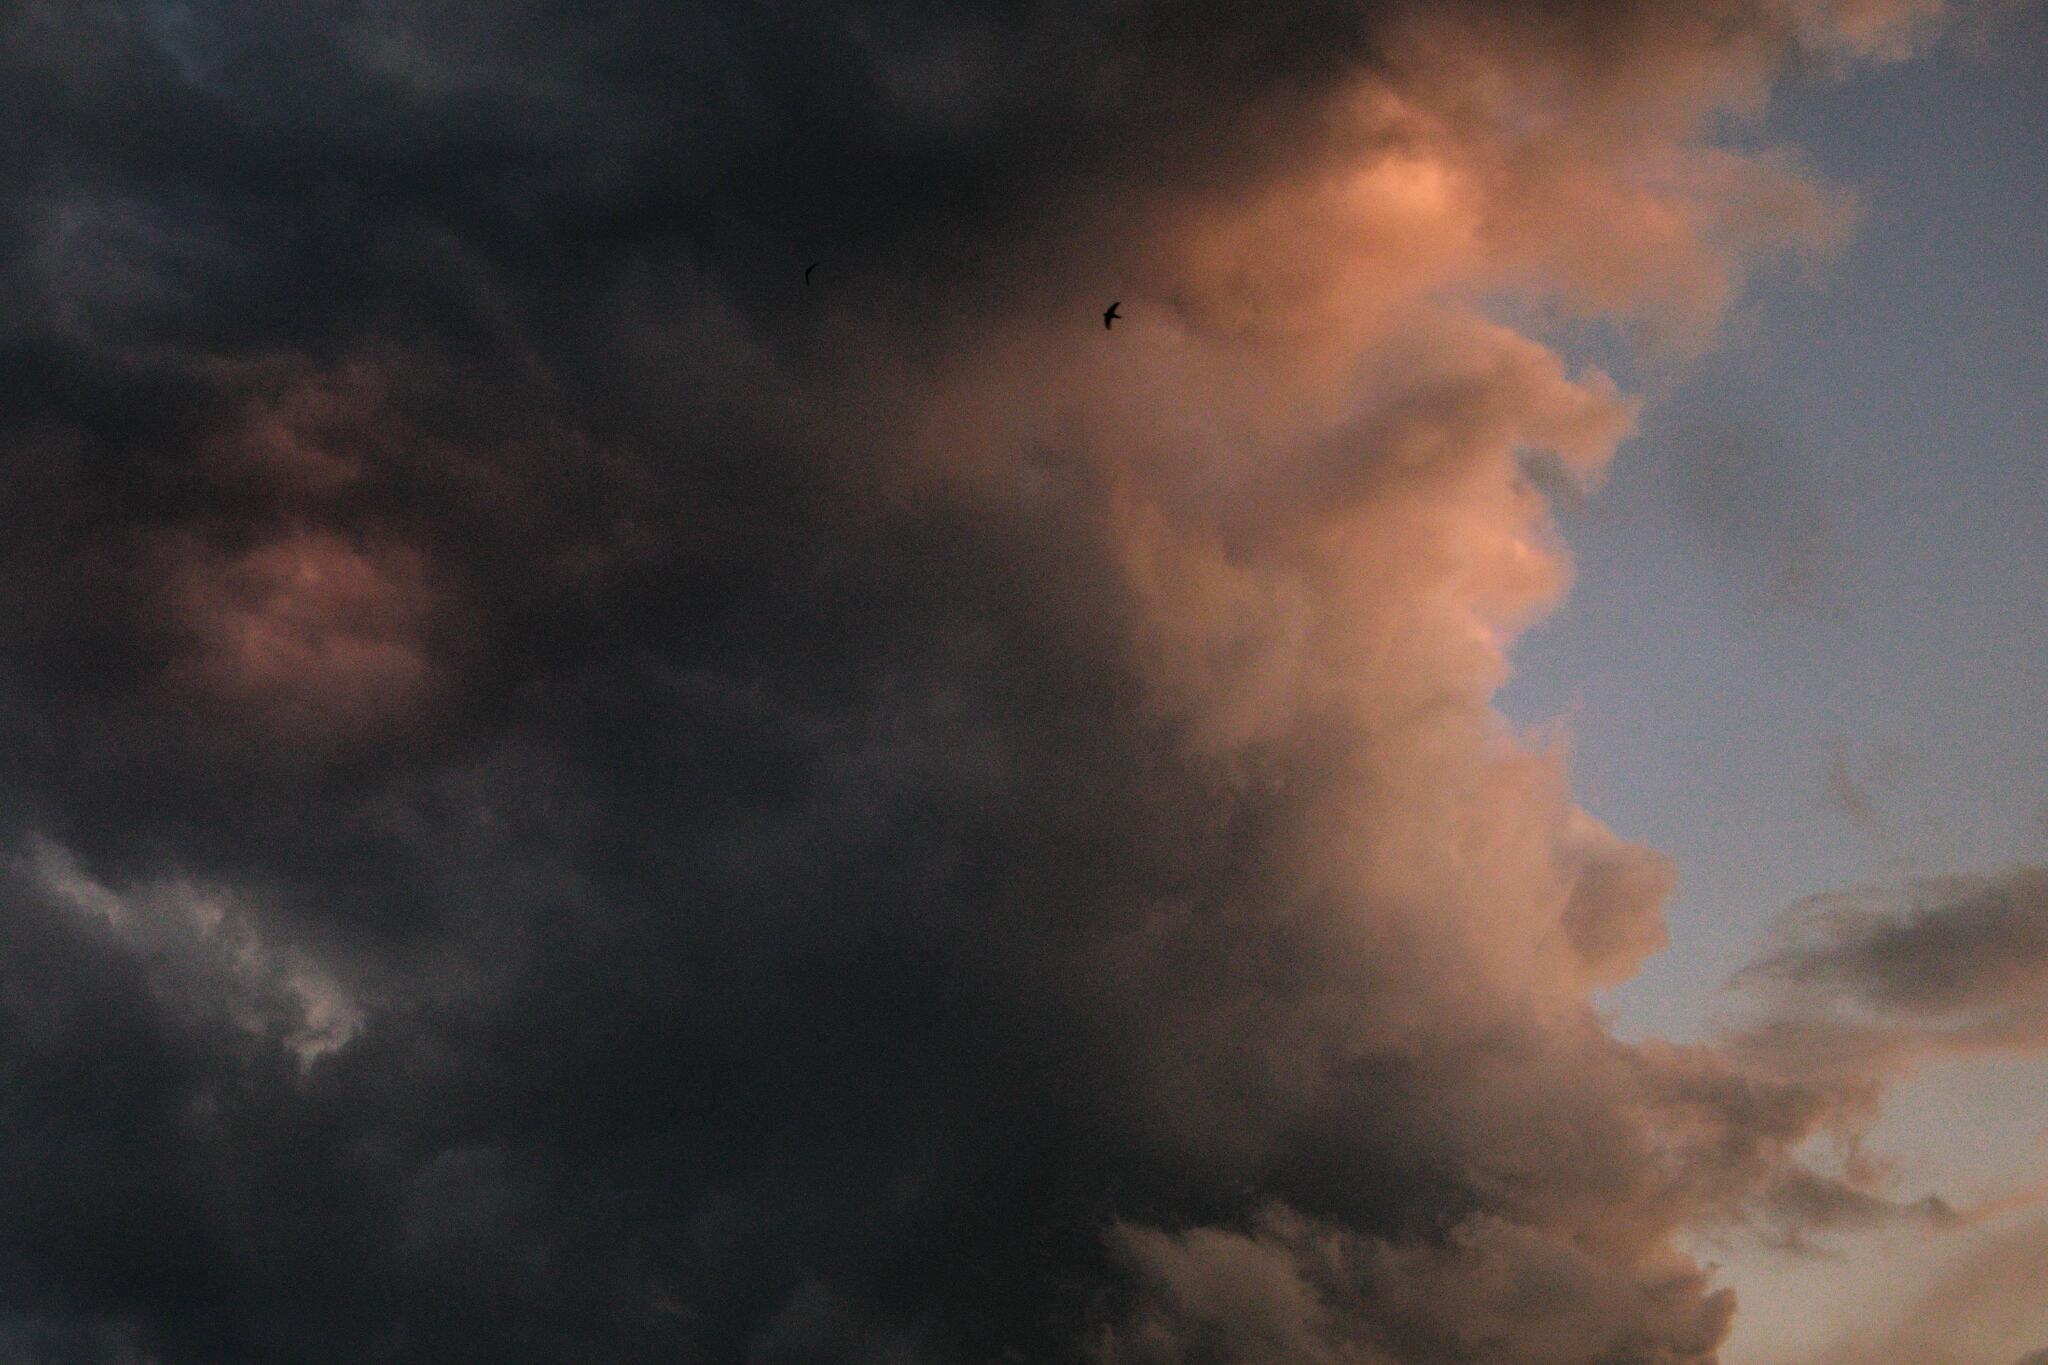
[0,1,2012,1362]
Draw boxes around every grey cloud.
[1738,866,2048,1033]
[1755,1166,1959,1254]
[0,0,1992,1361]
[1102,1205,1732,1365]
[1662,415,1847,619]
[1704,869,2048,1263]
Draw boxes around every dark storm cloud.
[0,0,1984,1361]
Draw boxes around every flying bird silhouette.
[805,261,821,285]
[1103,301,1121,330]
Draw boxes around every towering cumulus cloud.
[0,1,1971,1361]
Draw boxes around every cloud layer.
[0,1,2009,1361]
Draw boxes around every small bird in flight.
[805,261,821,285]
[1103,301,1121,330]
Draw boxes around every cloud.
[1664,415,1849,619]
[1103,1206,1732,1365]
[1711,868,2048,1259]
[0,1,2015,1362]
[1806,1218,2048,1365]
[1734,867,2048,1081]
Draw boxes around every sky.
[0,2,2044,1363]
[1498,7,2048,1355]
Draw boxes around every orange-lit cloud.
[160,528,444,745]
